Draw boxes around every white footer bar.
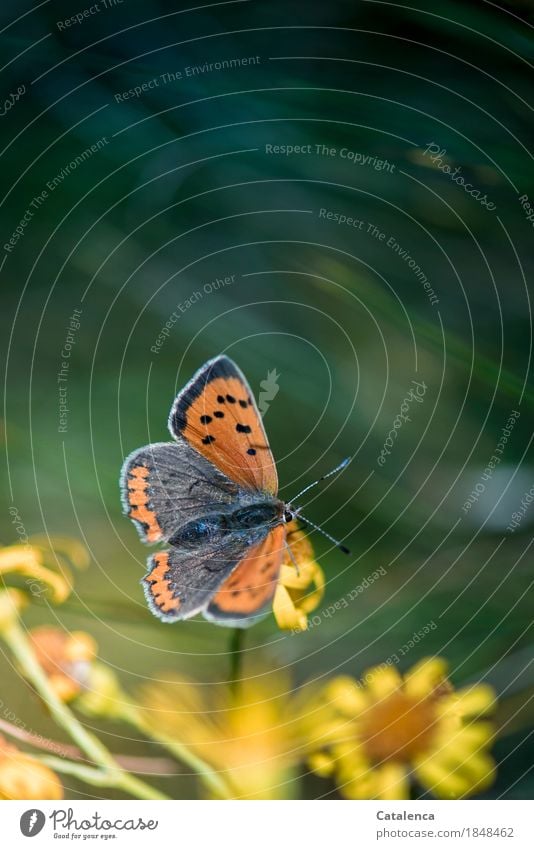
[3,799,531,848]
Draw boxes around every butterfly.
[120,355,349,627]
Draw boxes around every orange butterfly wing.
[169,355,278,495]
[205,525,285,624]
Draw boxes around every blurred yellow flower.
[27,536,90,573]
[139,669,312,799]
[29,626,97,703]
[273,523,324,630]
[0,536,88,604]
[0,734,63,799]
[308,657,496,800]
[76,662,127,720]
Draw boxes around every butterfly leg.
[284,538,300,577]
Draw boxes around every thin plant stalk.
[229,627,245,694]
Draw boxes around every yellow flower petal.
[0,757,63,800]
[0,546,41,574]
[29,626,97,702]
[30,535,90,570]
[373,762,409,800]
[283,522,314,567]
[65,632,97,664]
[362,664,401,698]
[413,756,474,799]
[404,657,449,699]
[278,560,320,591]
[456,752,496,794]
[308,751,335,777]
[0,545,71,603]
[433,722,495,760]
[299,571,325,615]
[448,684,496,718]
[273,560,324,631]
[323,676,368,715]
[273,583,308,631]
[304,717,356,750]
[0,737,63,800]
[48,674,80,703]
[340,767,376,799]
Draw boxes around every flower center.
[360,692,438,763]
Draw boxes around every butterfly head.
[282,505,299,524]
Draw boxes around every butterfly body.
[167,499,287,550]
[120,355,297,627]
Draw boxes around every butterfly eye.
[283,509,294,523]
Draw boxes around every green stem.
[0,715,176,773]
[35,755,118,788]
[1,619,167,801]
[119,703,233,800]
[229,627,245,694]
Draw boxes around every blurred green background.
[1,0,533,799]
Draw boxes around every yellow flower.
[0,536,88,605]
[273,523,324,630]
[76,662,127,720]
[0,734,62,799]
[29,626,97,702]
[139,669,312,799]
[308,657,496,800]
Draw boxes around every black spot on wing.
[170,356,240,434]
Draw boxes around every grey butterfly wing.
[142,535,264,622]
[120,440,241,543]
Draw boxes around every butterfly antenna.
[290,457,351,504]
[297,513,351,555]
